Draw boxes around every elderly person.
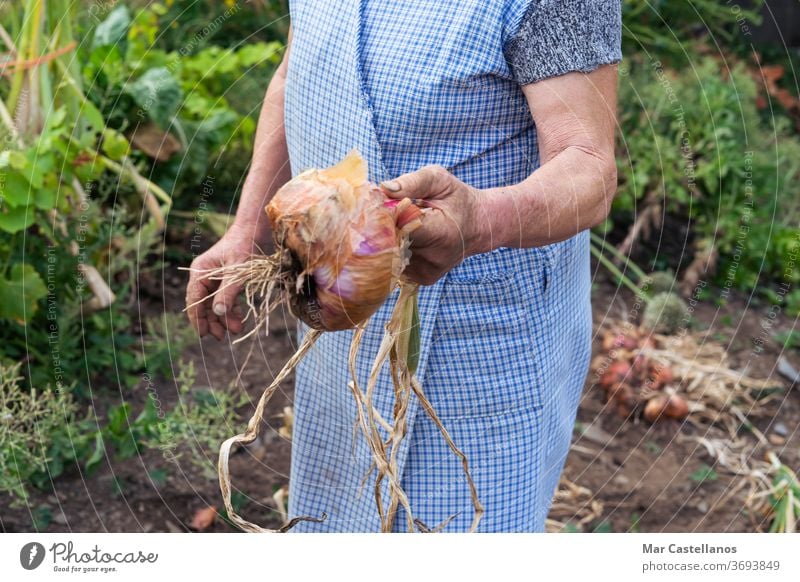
[187,0,620,532]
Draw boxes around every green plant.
[142,312,199,377]
[766,463,800,533]
[0,0,170,394]
[629,512,642,533]
[92,359,244,471]
[614,55,800,308]
[642,292,689,334]
[592,520,614,533]
[775,329,800,351]
[690,464,719,484]
[0,363,95,504]
[142,359,246,472]
[151,0,289,54]
[622,0,763,61]
[83,3,283,203]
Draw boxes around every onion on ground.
[187,151,482,533]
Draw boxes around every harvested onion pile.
[592,326,689,423]
[188,151,482,533]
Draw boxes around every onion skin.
[609,383,636,417]
[599,360,632,391]
[646,363,674,390]
[266,151,411,331]
[643,394,689,423]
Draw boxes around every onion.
[643,393,689,423]
[599,360,632,391]
[266,150,421,331]
[646,362,674,390]
[608,382,636,417]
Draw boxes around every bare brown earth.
[1,267,798,533]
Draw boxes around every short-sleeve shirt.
[357,0,621,188]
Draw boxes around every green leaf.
[0,171,32,207]
[0,149,28,170]
[87,44,125,87]
[92,5,131,49]
[45,107,67,131]
[106,403,131,435]
[85,432,106,475]
[101,128,130,160]
[690,464,718,484]
[24,151,55,190]
[125,67,183,128]
[33,188,58,211]
[135,396,159,427]
[592,520,613,533]
[81,100,106,134]
[149,468,168,486]
[0,204,35,233]
[32,506,53,531]
[0,263,48,322]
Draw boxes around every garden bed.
[2,272,796,533]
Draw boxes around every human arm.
[381,64,618,285]
[185,30,292,339]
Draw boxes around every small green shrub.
[0,364,94,504]
[643,292,689,335]
[144,359,246,472]
[142,312,200,378]
[615,56,800,310]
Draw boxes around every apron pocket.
[421,261,546,420]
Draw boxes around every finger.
[407,210,463,253]
[222,305,244,335]
[211,277,243,320]
[209,319,227,341]
[186,273,217,335]
[195,303,209,337]
[380,165,449,200]
[403,256,444,286]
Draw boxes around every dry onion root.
[186,151,483,533]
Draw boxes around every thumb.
[212,275,242,317]
[380,164,448,200]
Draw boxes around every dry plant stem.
[410,376,484,532]
[346,327,386,527]
[384,353,413,531]
[414,514,457,533]
[379,283,419,531]
[218,329,324,533]
[347,325,414,531]
[348,282,481,532]
[363,313,415,532]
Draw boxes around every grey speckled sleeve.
[504,0,622,85]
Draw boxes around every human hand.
[381,165,488,285]
[185,224,257,340]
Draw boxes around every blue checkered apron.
[284,0,592,532]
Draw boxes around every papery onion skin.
[266,150,409,331]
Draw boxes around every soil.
[2,265,798,534]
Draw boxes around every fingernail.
[213,303,227,316]
[381,180,401,192]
